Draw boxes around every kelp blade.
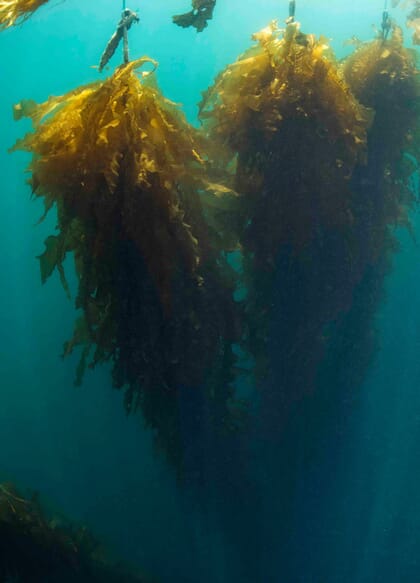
[0,0,49,28]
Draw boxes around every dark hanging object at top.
[99,8,140,72]
[173,0,216,32]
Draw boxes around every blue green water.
[0,1,419,581]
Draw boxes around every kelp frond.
[0,0,48,28]
[407,1,420,44]
[200,23,371,392]
[342,23,420,202]
[392,0,420,44]
[0,482,154,582]
[12,58,241,467]
[198,20,417,425]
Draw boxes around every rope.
[381,0,391,40]
[288,0,296,23]
[286,0,296,24]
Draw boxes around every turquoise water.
[0,1,419,581]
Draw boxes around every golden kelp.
[200,21,371,390]
[391,0,420,44]
[12,58,240,465]
[0,0,48,28]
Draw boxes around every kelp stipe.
[11,59,242,469]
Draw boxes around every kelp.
[12,58,241,467]
[199,20,418,427]
[173,0,216,32]
[392,0,420,44]
[407,0,420,44]
[335,25,420,387]
[0,482,154,582]
[0,0,48,28]
[342,24,419,221]
[200,21,370,386]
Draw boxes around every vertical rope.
[122,0,128,64]
[381,0,391,40]
[288,0,296,22]
[123,25,129,63]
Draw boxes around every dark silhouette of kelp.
[173,0,216,32]
[0,482,156,583]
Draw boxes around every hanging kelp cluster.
[200,21,369,382]
[0,0,48,28]
[326,23,420,389]
[12,58,241,466]
[0,482,154,582]
[343,25,419,171]
[199,20,419,423]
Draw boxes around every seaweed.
[342,24,419,227]
[200,21,370,383]
[0,482,155,582]
[11,58,241,468]
[0,0,48,28]
[392,0,420,44]
[199,20,418,426]
[407,1,420,44]
[173,0,216,32]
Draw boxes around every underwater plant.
[200,21,370,385]
[199,19,419,427]
[343,23,419,232]
[12,58,241,467]
[0,482,155,582]
[173,0,216,32]
[392,0,420,44]
[407,1,420,44]
[0,0,48,28]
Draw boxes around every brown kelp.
[0,0,48,28]
[392,0,420,44]
[0,482,154,582]
[407,1,420,44]
[200,21,369,384]
[173,0,216,32]
[12,58,240,466]
[199,20,418,426]
[333,23,420,386]
[342,24,419,239]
